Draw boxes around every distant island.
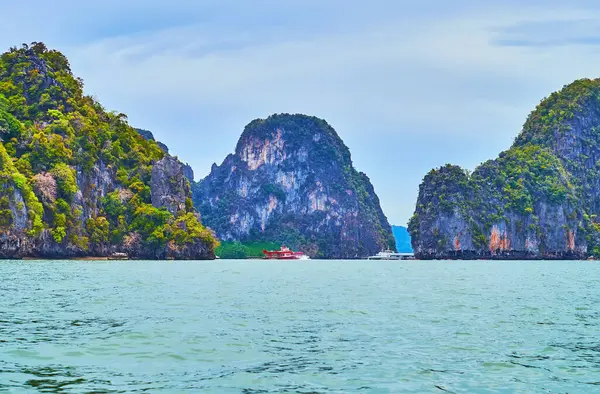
[0,42,218,259]
[193,114,396,259]
[409,79,600,260]
[392,225,413,253]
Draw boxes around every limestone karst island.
[410,79,600,260]
[2,42,600,261]
[193,114,395,259]
[0,43,219,259]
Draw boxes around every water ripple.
[1,260,600,392]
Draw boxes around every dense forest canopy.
[0,42,218,258]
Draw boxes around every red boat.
[263,246,309,260]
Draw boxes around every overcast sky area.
[2,0,600,225]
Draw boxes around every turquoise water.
[1,260,600,393]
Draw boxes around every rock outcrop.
[135,128,169,153]
[182,163,194,183]
[151,156,188,215]
[136,128,194,182]
[409,79,600,259]
[193,113,395,258]
[0,42,217,259]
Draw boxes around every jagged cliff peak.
[515,78,600,148]
[0,42,217,259]
[234,113,351,162]
[135,127,194,182]
[135,128,169,153]
[193,113,395,258]
[409,78,600,259]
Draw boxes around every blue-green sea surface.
[1,260,600,393]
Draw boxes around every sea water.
[1,260,599,393]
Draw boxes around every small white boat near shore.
[367,250,414,260]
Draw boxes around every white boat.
[367,250,414,260]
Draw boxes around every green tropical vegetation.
[410,78,600,258]
[409,145,581,251]
[0,42,218,258]
[216,241,280,259]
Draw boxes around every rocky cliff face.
[193,114,395,258]
[0,42,217,259]
[151,156,189,215]
[409,79,600,259]
[135,128,169,153]
[135,128,194,182]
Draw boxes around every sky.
[2,0,600,226]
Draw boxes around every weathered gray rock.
[9,188,28,232]
[135,128,194,183]
[75,161,114,223]
[182,164,194,183]
[193,113,395,259]
[136,128,169,153]
[151,155,189,215]
[0,232,31,258]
